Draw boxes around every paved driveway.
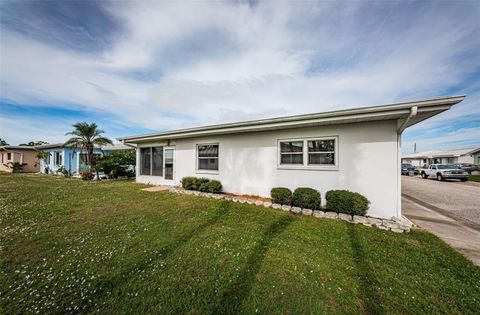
[402,175,480,227]
[402,176,480,266]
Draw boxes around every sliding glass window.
[140,146,164,176]
[152,147,164,176]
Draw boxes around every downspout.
[397,106,418,134]
[396,106,418,218]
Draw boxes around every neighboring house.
[402,147,480,167]
[118,96,465,220]
[0,146,40,173]
[101,143,134,153]
[35,143,104,176]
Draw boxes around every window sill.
[196,169,219,175]
[277,165,339,171]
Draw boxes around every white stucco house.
[402,147,480,167]
[118,95,465,219]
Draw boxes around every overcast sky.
[0,0,479,153]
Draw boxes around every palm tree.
[65,122,112,171]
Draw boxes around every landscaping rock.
[353,215,369,224]
[338,213,353,222]
[313,210,326,218]
[255,200,264,206]
[239,198,247,204]
[324,212,338,219]
[281,205,292,212]
[391,228,404,233]
[224,196,233,201]
[263,202,272,208]
[302,209,313,216]
[291,207,302,214]
[377,225,389,230]
[382,221,401,230]
[367,217,383,226]
[272,203,282,209]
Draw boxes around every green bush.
[181,177,197,190]
[325,190,370,216]
[194,178,210,190]
[271,187,292,205]
[205,180,222,193]
[181,177,217,192]
[292,187,321,210]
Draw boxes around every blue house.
[36,143,104,176]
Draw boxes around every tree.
[64,122,112,172]
[0,138,9,146]
[35,151,51,168]
[96,150,136,178]
[19,141,49,146]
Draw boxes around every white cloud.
[1,1,479,146]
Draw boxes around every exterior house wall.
[136,120,399,219]
[0,149,39,172]
[474,152,480,165]
[457,155,474,164]
[39,147,103,175]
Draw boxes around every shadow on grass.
[85,200,231,311]
[214,215,295,314]
[347,224,385,314]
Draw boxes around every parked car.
[401,163,416,175]
[456,163,478,174]
[421,164,469,181]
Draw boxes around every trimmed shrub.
[325,190,370,216]
[292,187,321,210]
[181,177,197,190]
[271,187,292,205]
[205,180,222,193]
[194,178,210,190]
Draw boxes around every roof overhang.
[0,146,38,151]
[118,95,466,144]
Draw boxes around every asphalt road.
[402,176,480,227]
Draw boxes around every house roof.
[34,143,65,149]
[403,147,480,159]
[100,143,133,151]
[118,95,466,144]
[0,145,38,151]
[35,143,107,150]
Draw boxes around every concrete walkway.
[402,196,480,266]
[141,186,170,192]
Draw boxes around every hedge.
[181,177,222,193]
[292,187,321,210]
[325,190,370,216]
[204,180,222,194]
[271,187,292,205]
[181,177,197,190]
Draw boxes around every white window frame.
[277,136,339,171]
[196,143,219,174]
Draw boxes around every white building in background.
[402,147,480,167]
[118,96,465,220]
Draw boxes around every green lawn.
[1,174,479,314]
[469,175,480,182]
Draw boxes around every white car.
[421,164,469,181]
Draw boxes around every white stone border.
[169,187,414,233]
